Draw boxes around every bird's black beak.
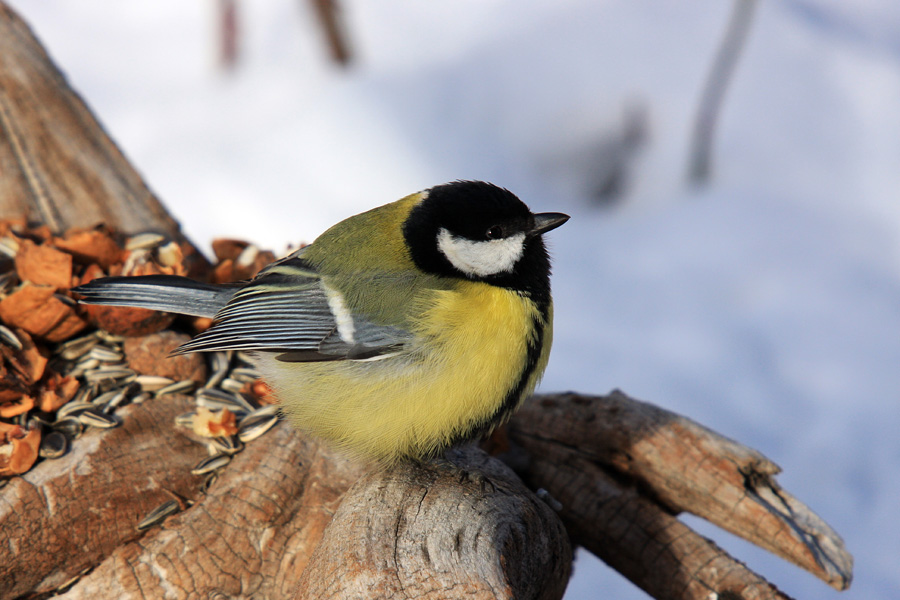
[529,212,570,237]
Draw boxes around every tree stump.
[0,3,852,598]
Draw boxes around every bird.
[74,181,568,463]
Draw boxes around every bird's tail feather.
[73,275,238,319]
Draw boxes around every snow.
[7,1,899,598]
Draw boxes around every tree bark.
[56,414,363,600]
[0,3,852,599]
[296,447,571,600]
[0,396,206,597]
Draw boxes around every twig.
[687,0,757,185]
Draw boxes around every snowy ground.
[8,1,900,598]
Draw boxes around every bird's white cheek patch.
[437,228,526,277]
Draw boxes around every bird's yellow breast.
[259,280,544,462]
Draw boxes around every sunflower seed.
[0,236,19,257]
[125,232,166,251]
[229,367,262,383]
[210,351,232,372]
[52,417,84,438]
[71,383,95,405]
[102,384,134,414]
[190,454,231,475]
[0,324,22,350]
[197,388,252,413]
[174,412,196,428]
[238,412,279,443]
[136,375,175,392]
[199,472,218,494]
[57,334,100,360]
[78,410,119,429]
[57,401,95,419]
[235,244,259,267]
[84,367,136,383]
[89,345,124,362]
[245,404,279,418]
[96,376,133,395]
[69,357,99,378]
[203,352,231,389]
[131,391,152,404]
[219,377,245,394]
[195,396,239,414]
[235,351,255,365]
[92,388,120,406]
[156,241,182,267]
[39,431,68,459]
[203,366,228,390]
[119,248,148,275]
[137,499,180,531]
[155,380,196,397]
[209,436,242,456]
[96,330,125,345]
[67,366,89,380]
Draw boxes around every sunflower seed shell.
[191,454,231,475]
[209,436,243,456]
[84,367,135,383]
[57,401,95,419]
[125,232,166,251]
[57,334,100,360]
[238,413,278,443]
[39,431,68,459]
[78,410,119,429]
[136,375,175,391]
[155,380,196,397]
[229,367,262,383]
[0,325,22,350]
[137,499,181,531]
[52,417,84,437]
[89,345,125,362]
[174,412,196,428]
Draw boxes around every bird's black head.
[402,181,568,301]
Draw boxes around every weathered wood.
[3,388,852,600]
[0,2,190,243]
[57,423,364,600]
[507,391,853,594]
[296,447,572,600]
[0,395,207,598]
[520,438,793,599]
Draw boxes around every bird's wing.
[175,255,413,361]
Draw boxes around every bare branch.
[508,391,853,593]
[309,0,352,66]
[687,0,758,185]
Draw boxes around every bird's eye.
[486,225,504,239]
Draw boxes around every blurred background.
[7,1,899,598]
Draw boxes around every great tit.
[74,181,568,463]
